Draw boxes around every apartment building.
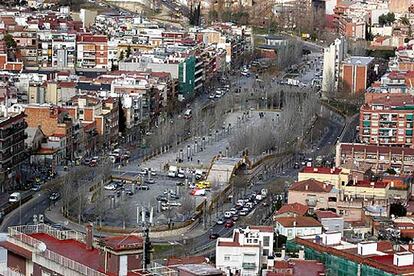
[0,224,144,276]
[340,56,376,94]
[51,33,76,69]
[287,179,338,211]
[77,34,108,69]
[322,37,348,94]
[0,112,27,191]
[359,94,414,146]
[275,216,322,240]
[336,142,414,174]
[216,226,274,275]
[298,167,350,188]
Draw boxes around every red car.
[224,220,234,228]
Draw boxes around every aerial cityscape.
[1,0,414,275]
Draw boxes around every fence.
[8,224,105,276]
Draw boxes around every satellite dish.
[36,242,47,253]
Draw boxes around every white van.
[168,166,178,177]
[9,192,21,203]
[224,211,232,218]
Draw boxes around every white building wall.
[276,224,322,240]
[216,246,261,276]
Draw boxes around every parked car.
[156,195,168,202]
[125,189,134,196]
[138,185,150,190]
[31,185,41,192]
[104,184,117,190]
[232,215,239,221]
[216,218,224,225]
[224,220,234,228]
[145,179,155,184]
[224,211,232,218]
[239,210,248,216]
[49,192,61,201]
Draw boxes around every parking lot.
[95,170,210,227]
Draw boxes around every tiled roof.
[275,216,322,228]
[315,210,341,220]
[276,203,309,216]
[289,179,333,193]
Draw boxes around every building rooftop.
[315,210,342,220]
[289,179,334,193]
[176,264,224,275]
[275,216,322,228]
[301,167,342,175]
[29,232,101,272]
[276,203,309,216]
[343,56,374,66]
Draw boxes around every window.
[263,249,269,256]
[224,255,230,261]
[263,236,270,247]
[287,229,293,237]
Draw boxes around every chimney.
[370,182,375,187]
[86,224,93,250]
[323,183,327,189]
[293,221,297,227]
[391,181,395,188]
[305,185,309,191]
[313,168,318,172]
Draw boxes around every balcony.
[242,263,256,269]
[8,225,105,276]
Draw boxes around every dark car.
[232,215,239,221]
[176,182,185,186]
[209,233,220,239]
[115,190,121,197]
[224,220,234,228]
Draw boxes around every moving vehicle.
[209,233,220,239]
[196,181,211,189]
[137,185,150,190]
[224,220,234,228]
[9,192,21,203]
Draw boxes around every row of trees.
[229,85,319,156]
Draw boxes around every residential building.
[265,259,325,276]
[0,112,27,191]
[77,34,108,69]
[287,179,339,211]
[274,216,322,240]
[340,56,377,94]
[336,143,414,174]
[322,37,348,94]
[342,180,390,199]
[298,166,350,188]
[359,94,414,146]
[51,33,76,69]
[216,226,274,275]
[273,202,309,219]
[0,224,144,276]
[315,210,344,233]
[294,231,414,276]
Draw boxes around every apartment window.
[263,236,270,247]
[287,230,293,237]
[224,255,230,261]
[263,249,269,256]
[372,121,378,127]
[42,271,51,276]
[399,122,405,127]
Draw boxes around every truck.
[168,166,178,177]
